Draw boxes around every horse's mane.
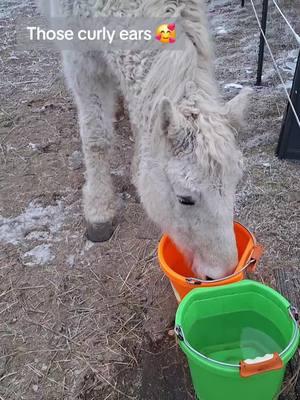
[140,0,242,184]
[141,0,217,107]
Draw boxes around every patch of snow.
[6,144,17,151]
[22,244,54,266]
[80,240,95,255]
[32,385,39,393]
[280,62,296,74]
[288,49,298,59]
[68,150,83,170]
[67,254,75,267]
[243,43,255,52]
[224,83,243,89]
[285,61,296,71]
[28,143,39,151]
[85,240,95,251]
[7,55,19,60]
[276,80,293,91]
[0,201,64,245]
[276,50,297,76]
[25,230,50,241]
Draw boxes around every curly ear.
[225,87,253,130]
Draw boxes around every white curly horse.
[38,0,250,279]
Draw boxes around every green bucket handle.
[175,306,299,372]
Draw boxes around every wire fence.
[249,0,300,130]
[271,0,300,45]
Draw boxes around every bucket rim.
[158,221,259,287]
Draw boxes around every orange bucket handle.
[240,353,283,377]
[246,244,263,273]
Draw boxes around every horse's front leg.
[63,52,117,241]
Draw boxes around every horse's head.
[138,88,250,279]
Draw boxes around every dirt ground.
[0,0,299,399]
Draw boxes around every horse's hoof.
[86,221,114,242]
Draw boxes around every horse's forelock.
[194,114,242,183]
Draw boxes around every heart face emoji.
[155,23,176,43]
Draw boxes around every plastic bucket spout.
[175,280,299,400]
[158,221,263,302]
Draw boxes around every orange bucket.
[158,221,263,302]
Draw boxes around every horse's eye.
[177,196,195,206]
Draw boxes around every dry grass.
[0,232,165,399]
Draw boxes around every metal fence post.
[277,51,300,160]
[256,0,269,85]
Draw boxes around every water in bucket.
[189,310,286,365]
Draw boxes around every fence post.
[277,51,300,160]
[241,0,245,7]
[256,0,269,85]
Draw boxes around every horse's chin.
[191,259,207,280]
[191,255,235,281]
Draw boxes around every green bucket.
[175,280,299,400]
